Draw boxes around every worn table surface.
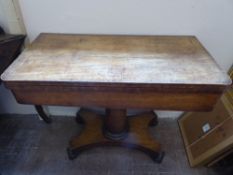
[1,33,231,86]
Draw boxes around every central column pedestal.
[67,108,164,163]
[104,109,128,140]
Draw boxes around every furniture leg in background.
[34,105,52,124]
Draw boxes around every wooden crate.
[179,64,233,167]
[178,97,233,167]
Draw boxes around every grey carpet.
[0,114,218,175]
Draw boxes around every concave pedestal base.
[67,108,164,163]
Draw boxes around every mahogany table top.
[1,33,231,86]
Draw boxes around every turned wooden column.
[103,108,129,140]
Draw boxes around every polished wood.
[1,33,231,163]
[104,108,128,140]
[9,85,224,111]
[2,34,231,85]
[2,34,231,111]
[68,108,164,163]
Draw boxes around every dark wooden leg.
[34,105,52,124]
[68,108,164,163]
[75,112,85,124]
[149,111,158,127]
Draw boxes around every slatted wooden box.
[178,96,233,167]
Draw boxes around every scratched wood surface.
[1,33,231,86]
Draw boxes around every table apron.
[11,88,221,111]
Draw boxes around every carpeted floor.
[0,114,220,175]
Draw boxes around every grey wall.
[19,0,233,71]
[0,0,232,117]
[0,1,9,32]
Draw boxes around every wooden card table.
[1,33,231,163]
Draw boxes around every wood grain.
[12,88,220,111]
[2,34,231,111]
[68,109,164,162]
[1,33,231,86]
